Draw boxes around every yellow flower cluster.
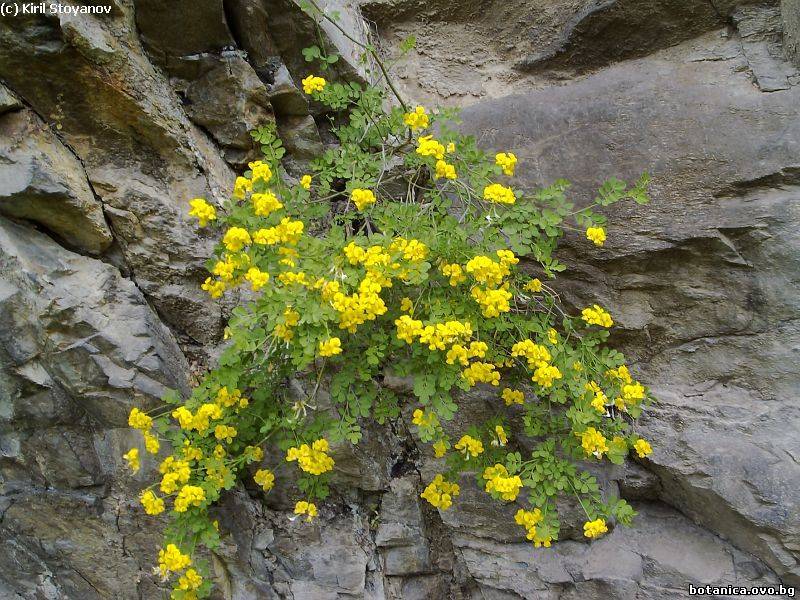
[301,74,326,94]
[171,402,223,433]
[286,439,334,475]
[634,438,652,458]
[245,267,270,291]
[581,427,609,458]
[160,456,191,494]
[465,253,512,287]
[249,160,273,183]
[128,407,153,431]
[586,226,606,246]
[483,183,516,204]
[454,434,484,459]
[445,340,487,366]
[403,105,429,130]
[294,500,318,522]
[440,263,466,286]
[483,464,522,501]
[123,447,139,472]
[495,152,517,176]
[471,286,512,318]
[514,508,550,547]
[300,174,312,189]
[330,280,388,332]
[214,424,237,443]
[532,364,563,388]
[201,277,226,298]
[586,381,608,413]
[502,388,525,405]
[177,568,203,593]
[254,468,275,492]
[188,198,217,226]
[412,408,439,428]
[158,543,191,577]
[493,425,508,446]
[318,337,342,357]
[583,518,608,539]
[252,191,283,216]
[351,188,376,210]
[234,176,252,198]
[174,485,206,512]
[141,490,165,515]
[524,278,543,293]
[421,474,460,510]
[223,227,251,252]
[434,159,457,179]
[253,218,304,246]
[461,361,500,386]
[510,340,551,368]
[416,135,445,160]
[581,304,613,327]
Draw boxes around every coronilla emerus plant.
[123,3,654,597]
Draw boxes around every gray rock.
[0,6,233,342]
[453,503,781,600]
[0,83,21,115]
[785,0,800,67]
[0,109,112,255]
[183,51,274,168]
[458,30,800,584]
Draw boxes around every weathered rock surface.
[0,0,798,597]
[458,28,800,586]
[0,108,113,255]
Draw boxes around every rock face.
[0,0,798,599]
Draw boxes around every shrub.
[124,5,653,597]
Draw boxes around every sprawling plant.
[122,6,653,597]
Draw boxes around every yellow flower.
[300,174,312,190]
[514,508,549,546]
[581,304,613,327]
[524,278,542,293]
[174,485,206,513]
[420,474,460,510]
[483,183,515,204]
[586,226,606,246]
[465,255,508,287]
[446,142,456,153]
[581,427,609,458]
[434,160,457,179]
[254,469,275,492]
[158,544,191,577]
[188,198,217,226]
[123,448,140,473]
[144,431,160,455]
[532,364,562,388]
[495,152,517,176]
[501,388,524,406]
[301,75,326,94]
[128,407,152,431]
[351,188,376,210]
[633,438,652,458]
[440,263,466,286]
[233,176,252,199]
[214,424,237,444]
[201,277,226,299]
[461,362,500,387]
[400,297,414,313]
[140,490,165,515]
[245,267,270,291]
[412,408,439,428]
[493,425,508,447]
[416,135,445,160]
[483,463,522,501]
[547,328,559,345]
[244,445,264,462]
[252,191,283,216]
[510,339,551,368]
[583,518,608,539]
[454,434,484,459]
[286,439,334,475]
[403,105,429,131]
[247,160,273,183]
[318,337,343,357]
[222,227,251,252]
[294,500,318,522]
[178,568,203,591]
[471,286,512,318]
[432,439,448,457]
